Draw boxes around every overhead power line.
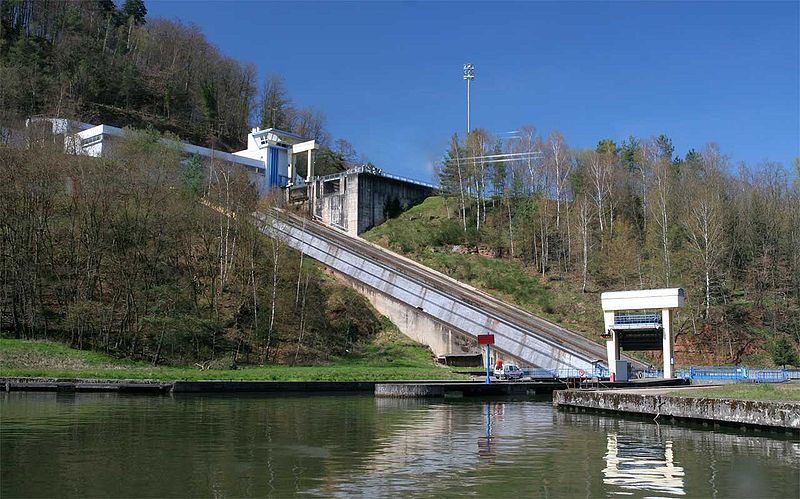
[446,151,542,162]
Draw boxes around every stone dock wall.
[1,378,467,394]
[553,390,800,430]
[375,381,567,398]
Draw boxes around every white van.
[494,364,523,380]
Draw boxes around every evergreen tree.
[97,0,117,15]
[772,336,799,367]
[655,134,674,160]
[491,140,506,199]
[620,136,640,173]
[121,0,147,25]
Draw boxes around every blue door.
[267,146,280,188]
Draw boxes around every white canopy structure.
[600,288,685,378]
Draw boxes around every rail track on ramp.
[257,209,646,372]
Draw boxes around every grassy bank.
[669,383,800,402]
[0,332,467,382]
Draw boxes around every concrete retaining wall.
[1,378,172,393]
[3,378,472,394]
[376,381,567,398]
[553,390,800,430]
[312,172,435,237]
[355,173,434,235]
[172,381,377,393]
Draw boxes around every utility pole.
[463,63,475,134]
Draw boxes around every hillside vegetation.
[365,197,602,337]
[0,134,399,368]
[0,327,464,381]
[0,0,411,372]
[365,180,800,368]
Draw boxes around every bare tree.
[255,193,286,362]
[587,150,611,235]
[649,151,672,286]
[685,145,727,320]
[466,129,493,230]
[259,73,291,130]
[289,106,330,145]
[545,130,573,230]
[451,134,467,232]
[577,195,592,293]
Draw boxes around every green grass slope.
[363,197,603,341]
[668,383,800,402]
[0,326,466,382]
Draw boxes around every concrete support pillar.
[306,149,313,183]
[604,311,619,377]
[662,308,674,378]
[448,329,452,355]
[288,154,294,186]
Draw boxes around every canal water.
[1,392,798,498]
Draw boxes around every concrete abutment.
[330,269,484,363]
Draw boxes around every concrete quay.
[2,377,688,396]
[1,377,172,394]
[553,387,800,431]
[1,378,468,394]
[376,381,568,398]
[172,380,378,393]
[376,378,687,398]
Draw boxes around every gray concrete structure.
[553,389,800,430]
[311,166,435,236]
[331,269,480,361]
[261,210,645,371]
[375,381,568,398]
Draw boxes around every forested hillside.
[0,0,395,368]
[0,0,361,171]
[0,133,383,365]
[368,129,800,366]
[3,1,796,368]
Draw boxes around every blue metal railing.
[683,366,789,383]
[520,368,557,379]
[613,313,662,330]
[750,368,789,383]
[315,165,438,189]
[687,366,746,381]
[517,365,792,382]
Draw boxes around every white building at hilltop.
[27,117,319,195]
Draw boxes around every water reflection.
[603,433,685,496]
[2,393,798,498]
[477,402,496,461]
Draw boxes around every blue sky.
[146,1,799,182]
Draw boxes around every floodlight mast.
[463,63,475,135]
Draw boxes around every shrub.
[772,336,799,367]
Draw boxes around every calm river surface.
[1,392,798,498]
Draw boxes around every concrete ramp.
[259,210,644,372]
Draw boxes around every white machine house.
[28,117,319,194]
[600,288,685,379]
[230,126,320,190]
